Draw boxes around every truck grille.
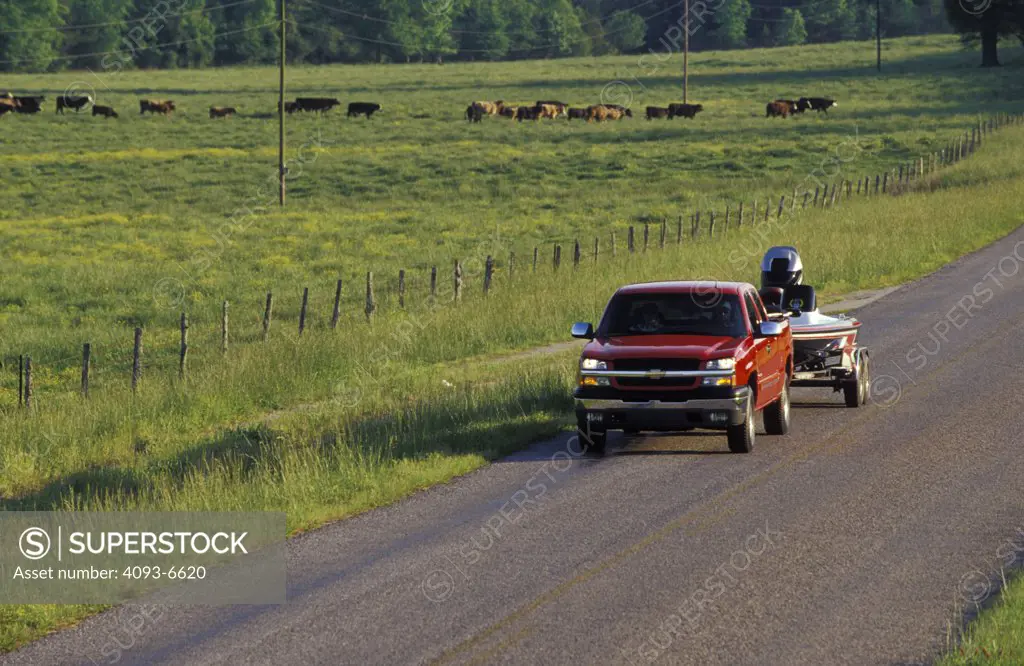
[612,358,701,389]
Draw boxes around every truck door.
[744,291,781,408]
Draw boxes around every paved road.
[10,227,1024,666]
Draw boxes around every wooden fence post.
[131,327,142,394]
[802,192,809,208]
[874,175,880,194]
[882,172,888,193]
[573,240,581,267]
[262,292,273,341]
[813,188,819,206]
[509,251,515,280]
[643,223,649,252]
[453,262,462,302]
[179,312,189,378]
[366,272,377,319]
[331,281,342,329]
[692,211,700,239]
[676,216,683,243]
[23,356,32,409]
[593,238,599,262]
[750,201,756,226]
[430,267,437,302]
[299,287,309,334]
[724,206,730,232]
[532,247,538,271]
[611,231,617,257]
[898,164,904,184]
[628,226,635,253]
[708,211,716,239]
[18,354,23,407]
[222,300,229,352]
[81,343,90,398]
[764,198,771,222]
[398,270,406,307]
[857,179,862,195]
[659,219,666,248]
[484,256,493,292]
[738,201,744,226]
[846,180,852,197]
[776,196,785,219]
[830,184,838,206]
[553,245,562,269]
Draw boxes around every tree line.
[0,0,1019,72]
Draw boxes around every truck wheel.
[844,355,869,408]
[727,398,755,453]
[576,417,607,455]
[763,379,791,435]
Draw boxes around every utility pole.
[278,0,286,206]
[683,0,689,103]
[876,0,881,72]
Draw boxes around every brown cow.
[140,99,175,115]
[536,101,568,117]
[536,103,560,119]
[0,97,19,116]
[646,106,671,120]
[766,101,791,118]
[92,105,118,118]
[209,106,237,119]
[471,101,503,117]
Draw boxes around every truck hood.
[582,334,745,360]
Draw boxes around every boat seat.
[783,285,817,313]
[759,287,785,313]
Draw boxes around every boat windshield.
[600,293,747,338]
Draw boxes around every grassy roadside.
[939,575,1024,665]
[2,124,1024,654]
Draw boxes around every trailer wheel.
[727,397,755,453]
[844,354,870,408]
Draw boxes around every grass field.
[940,574,1024,665]
[1,34,1023,652]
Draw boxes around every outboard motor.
[760,246,803,289]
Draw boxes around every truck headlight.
[705,358,736,371]
[581,358,607,370]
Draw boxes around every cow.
[466,103,483,123]
[498,105,518,118]
[294,97,341,113]
[586,105,626,122]
[516,105,539,122]
[536,103,561,119]
[348,102,382,118]
[668,102,704,119]
[567,107,587,121]
[603,104,633,118]
[13,95,44,114]
[776,99,803,114]
[92,105,118,118]
[279,100,300,114]
[470,101,503,116]
[56,95,92,114]
[766,101,792,118]
[536,101,568,117]
[140,99,175,115]
[0,97,19,116]
[799,97,837,113]
[209,106,236,119]
[646,106,671,120]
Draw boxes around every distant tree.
[803,0,858,42]
[944,0,1024,66]
[602,10,646,53]
[0,0,62,72]
[62,0,133,69]
[708,0,752,49]
[775,8,808,45]
[213,0,277,66]
[456,0,511,60]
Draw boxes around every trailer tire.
[844,354,870,408]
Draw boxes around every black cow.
[14,95,44,114]
[567,107,587,121]
[668,103,704,119]
[516,105,539,121]
[799,97,837,113]
[466,103,483,123]
[92,105,118,118]
[348,102,381,118]
[295,97,341,113]
[646,106,671,120]
[56,95,92,114]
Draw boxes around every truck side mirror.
[757,320,785,338]
[571,322,595,339]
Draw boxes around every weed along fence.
[6,112,1022,411]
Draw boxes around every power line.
[0,0,261,36]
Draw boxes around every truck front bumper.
[574,386,752,431]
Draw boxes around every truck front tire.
[727,398,755,453]
[763,378,791,435]
[576,416,607,455]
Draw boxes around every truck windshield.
[600,292,748,338]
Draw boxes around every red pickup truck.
[572,281,793,454]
